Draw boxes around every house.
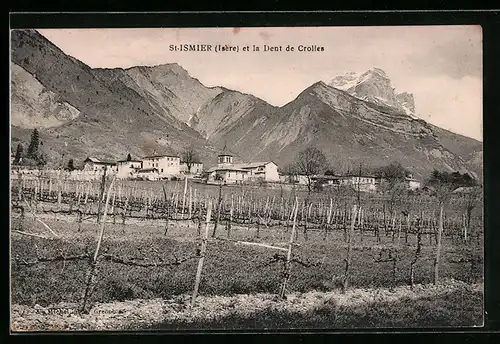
[405,177,421,190]
[207,166,250,184]
[339,175,377,192]
[233,161,280,182]
[207,150,250,184]
[180,161,204,175]
[311,175,341,186]
[83,157,118,173]
[142,154,180,179]
[133,168,160,181]
[279,174,309,185]
[116,159,143,179]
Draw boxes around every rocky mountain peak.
[328,71,360,91]
[328,67,416,117]
[395,92,416,116]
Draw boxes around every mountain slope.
[10,29,219,167]
[193,89,278,141]
[207,81,479,180]
[122,64,223,125]
[10,61,81,129]
[10,30,482,179]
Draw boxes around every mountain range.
[10,29,483,181]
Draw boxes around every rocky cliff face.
[329,68,417,117]
[350,68,399,108]
[11,61,81,128]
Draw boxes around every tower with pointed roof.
[217,142,233,168]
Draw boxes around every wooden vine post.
[81,174,116,313]
[433,202,444,285]
[182,175,188,219]
[410,223,423,289]
[212,184,222,238]
[228,194,234,238]
[342,204,358,294]
[279,197,299,299]
[96,167,108,224]
[191,199,212,306]
[162,185,170,235]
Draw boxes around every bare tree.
[281,163,299,184]
[294,147,328,195]
[426,170,473,284]
[181,146,200,174]
[375,162,410,215]
[293,147,328,241]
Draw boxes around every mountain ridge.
[10,29,482,180]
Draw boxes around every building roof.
[341,174,377,179]
[405,177,420,182]
[207,166,249,173]
[143,154,180,159]
[84,157,116,165]
[311,175,340,180]
[233,161,276,169]
[117,159,143,163]
[217,142,234,157]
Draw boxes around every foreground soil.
[11,278,483,331]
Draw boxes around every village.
[10,147,422,192]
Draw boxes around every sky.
[37,26,482,141]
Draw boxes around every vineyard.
[10,173,484,330]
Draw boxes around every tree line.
[280,146,479,195]
[12,129,48,168]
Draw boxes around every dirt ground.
[10,278,483,332]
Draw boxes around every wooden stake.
[188,186,193,220]
[342,204,357,294]
[279,197,299,299]
[433,203,444,285]
[80,175,116,313]
[228,194,234,238]
[182,175,188,218]
[96,167,108,224]
[191,199,212,306]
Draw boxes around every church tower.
[217,142,233,168]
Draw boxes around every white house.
[234,162,280,182]
[207,166,249,184]
[132,167,160,181]
[83,157,118,173]
[141,154,180,179]
[279,174,309,185]
[405,177,421,190]
[116,159,143,179]
[311,175,341,186]
[180,161,204,175]
[339,175,377,192]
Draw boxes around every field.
[10,175,484,330]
